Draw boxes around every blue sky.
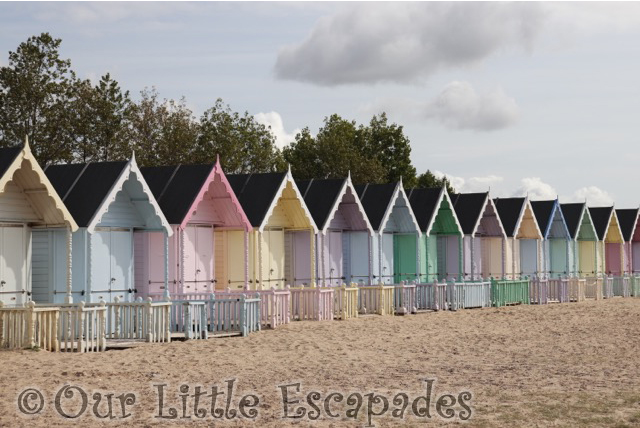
[2,2,640,207]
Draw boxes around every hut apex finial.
[215,154,220,165]
[23,135,30,151]
[131,150,136,163]
[287,163,291,174]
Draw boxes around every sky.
[1,2,640,207]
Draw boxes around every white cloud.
[566,186,614,207]
[512,177,557,200]
[275,2,546,85]
[425,81,519,131]
[432,171,504,194]
[254,111,300,149]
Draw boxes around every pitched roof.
[530,200,556,238]
[450,192,488,235]
[296,178,346,230]
[615,208,639,242]
[493,197,525,237]
[46,161,128,227]
[560,203,585,239]
[407,187,442,232]
[227,172,287,227]
[0,146,22,178]
[354,183,397,231]
[141,164,214,224]
[588,207,613,240]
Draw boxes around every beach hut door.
[0,225,25,306]
[381,233,394,284]
[92,228,132,303]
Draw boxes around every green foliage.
[416,170,456,193]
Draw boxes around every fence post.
[240,295,247,337]
[77,301,86,353]
[26,301,36,349]
[183,303,191,340]
[448,279,458,312]
[113,296,121,339]
[145,297,154,343]
[99,300,107,351]
[201,301,209,340]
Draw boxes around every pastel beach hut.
[450,192,506,281]
[37,155,172,304]
[494,197,543,280]
[588,207,624,277]
[227,170,318,289]
[530,200,571,279]
[407,187,463,282]
[296,176,373,287]
[560,203,598,278]
[614,208,639,276]
[138,160,253,298]
[0,142,77,306]
[355,181,421,285]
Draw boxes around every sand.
[1,298,640,427]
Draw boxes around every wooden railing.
[602,276,613,299]
[100,297,171,343]
[568,277,586,302]
[56,302,107,352]
[334,285,358,320]
[547,278,569,303]
[631,276,640,297]
[612,276,630,298]
[357,284,395,316]
[415,281,447,311]
[290,287,334,321]
[585,277,604,300]
[449,280,492,310]
[529,277,549,305]
[0,302,60,351]
[170,301,208,339]
[393,282,417,315]
[490,278,530,307]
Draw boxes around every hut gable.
[0,143,77,230]
[45,157,171,234]
[141,161,251,231]
[531,200,569,239]
[356,182,420,234]
[589,207,623,243]
[615,208,640,242]
[408,187,461,236]
[494,197,542,239]
[297,177,371,234]
[228,171,316,232]
[560,203,596,240]
[451,192,505,238]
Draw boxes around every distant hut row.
[0,142,638,306]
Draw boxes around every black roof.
[407,187,442,232]
[355,183,397,231]
[45,162,128,227]
[494,197,525,237]
[227,172,287,227]
[141,164,214,224]
[296,178,346,230]
[615,208,639,241]
[450,192,490,235]
[560,203,585,239]
[0,146,22,179]
[588,207,613,240]
[530,200,556,237]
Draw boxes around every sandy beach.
[1,298,640,427]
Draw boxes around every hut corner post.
[65,227,73,304]
[163,231,169,300]
[310,229,316,287]
[244,229,249,291]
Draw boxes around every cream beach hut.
[138,160,253,297]
[296,176,373,286]
[355,182,421,284]
[37,156,171,303]
[450,192,506,280]
[227,171,317,289]
[0,142,77,306]
[494,197,543,279]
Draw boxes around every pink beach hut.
[38,155,172,304]
[614,208,639,276]
[450,192,506,280]
[296,176,373,286]
[138,160,253,298]
[0,142,77,306]
[494,197,543,279]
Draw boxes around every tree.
[416,170,456,193]
[120,88,199,166]
[194,98,284,173]
[0,33,75,164]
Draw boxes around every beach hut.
[531,200,571,279]
[494,197,543,279]
[560,203,598,277]
[589,207,624,276]
[138,160,252,298]
[355,181,421,284]
[0,142,77,306]
[450,192,506,280]
[35,155,172,304]
[614,208,639,275]
[296,176,373,286]
[227,170,317,289]
[408,187,463,282]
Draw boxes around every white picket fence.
[547,278,569,303]
[568,277,586,302]
[393,282,417,315]
[0,302,61,351]
[357,284,395,315]
[333,285,358,320]
[611,276,630,298]
[415,280,492,311]
[529,277,549,305]
[101,297,172,343]
[290,287,334,321]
